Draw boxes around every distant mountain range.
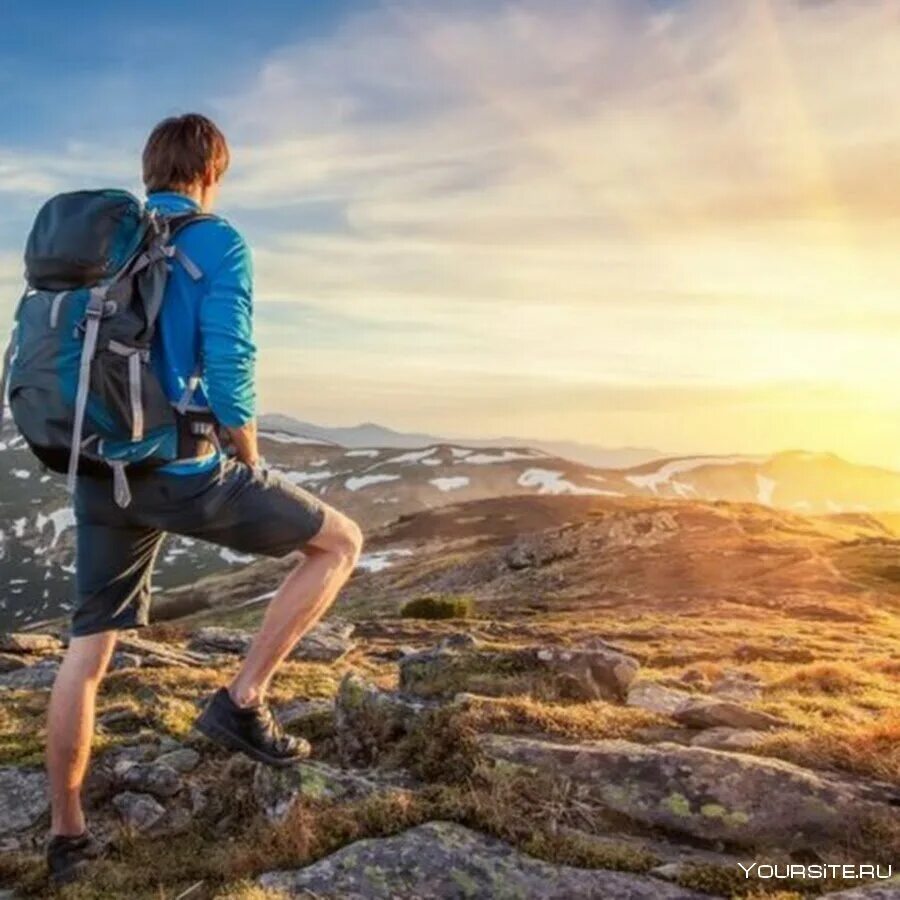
[257,414,662,469]
[4,415,900,630]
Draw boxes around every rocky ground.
[1,494,899,899]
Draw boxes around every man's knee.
[308,509,364,567]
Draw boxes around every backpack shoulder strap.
[159,211,219,281]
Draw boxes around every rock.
[114,761,182,798]
[335,673,435,765]
[155,747,201,774]
[678,669,710,689]
[480,735,894,849]
[276,698,334,728]
[108,652,143,671]
[0,632,63,654]
[116,635,211,668]
[504,531,581,571]
[112,792,167,832]
[98,706,147,734]
[672,699,784,731]
[253,760,403,822]
[291,618,357,663]
[258,821,705,899]
[399,644,640,703]
[0,768,49,836]
[189,627,252,655]
[709,670,763,702]
[627,681,692,715]
[0,653,28,673]
[690,727,767,751]
[0,658,59,690]
[438,632,479,651]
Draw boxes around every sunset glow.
[1,0,898,466]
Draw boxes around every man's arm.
[227,420,260,468]
[199,227,258,465]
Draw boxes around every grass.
[400,594,475,620]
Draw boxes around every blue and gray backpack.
[0,189,218,507]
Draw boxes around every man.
[45,114,364,883]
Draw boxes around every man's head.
[142,113,230,211]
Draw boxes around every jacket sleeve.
[199,229,257,428]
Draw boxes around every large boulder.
[399,644,639,702]
[291,617,357,663]
[479,735,893,850]
[627,681,692,715]
[0,767,49,836]
[113,760,182,799]
[112,791,167,832]
[258,820,706,899]
[188,627,252,655]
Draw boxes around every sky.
[1,0,899,468]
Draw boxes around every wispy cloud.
[1,0,898,464]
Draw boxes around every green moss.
[400,594,475,620]
[663,792,692,817]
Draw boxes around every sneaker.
[47,831,102,885]
[194,687,310,768]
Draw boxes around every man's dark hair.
[142,113,230,193]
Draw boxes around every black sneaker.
[194,687,310,767]
[47,831,102,885]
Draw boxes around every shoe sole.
[194,704,305,769]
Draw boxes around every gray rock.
[108,652,143,671]
[399,644,640,703]
[188,627,252,655]
[673,698,784,731]
[258,821,705,899]
[710,670,763,702]
[0,632,62,654]
[112,791,167,832]
[114,760,182,798]
[627,681,692,715]
[252,760,399,823]
[154,747,201,774]
[276,698,334,728]
[480,735,894,850]
[335,673,435,765]
[0,658,59,690]
[438,632,479,651]
[291,618,357,663]
[690,727,767,751]
[0,768,49,836]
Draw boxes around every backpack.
[0,189,217,507]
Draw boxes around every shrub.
[400,594,474,620]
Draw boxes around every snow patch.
[386,447,437,464]
[282,470,334,486]
[11,469,30,479]
[260,431,328,445]
[626,456,751,494]
[220,547,255,565]
[756,474,776,506]
[517,468,605,496]
[430,476,470,492]
[356,548,414,573]
[345,449,380,458]
[36,508,75,548]
[459,450,541,465]
[345,473,401,491]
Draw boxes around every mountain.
[257,413,661,469]
[4,417,900,630]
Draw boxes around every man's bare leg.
[229,507,363,708]
[47,632,118,836]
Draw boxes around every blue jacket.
[146,192,256,474]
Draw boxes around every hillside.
[1,494,898,898]
[4,416,900,630]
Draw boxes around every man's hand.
[227,420,261,468]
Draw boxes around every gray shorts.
[72,459,326,637]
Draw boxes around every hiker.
[25,114,364,882]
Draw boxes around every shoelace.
[254,704,295,753]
